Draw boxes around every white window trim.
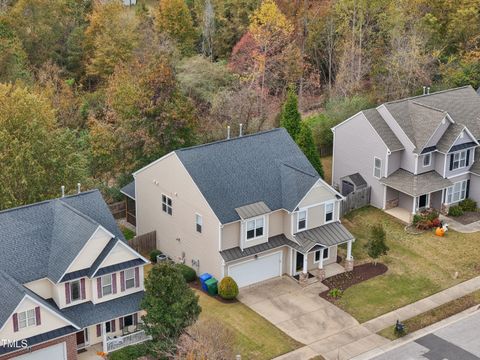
[324,201,335,224]
[18,309,36,329]
[446,180,468,204]
[423,153,431,167]
[314,248,330,263]
[70,279,82,303]
[124,268,135,290]
[101,275,112,296]
[451,150,468,171]
[373,157,382,179]
[161,194,173,215]
[195,213,203,233]
[245,216,265,241]
[296,210,307,232]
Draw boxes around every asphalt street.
[372,310,480,360]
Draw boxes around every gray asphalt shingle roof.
[436,123,466,153]
[362,108,404,151]
[0,190,124,285]
[120,181,136,200]
[175,128,320,224]
[380,169,453,196]
[384,86,480,152]
[294,222,355,253]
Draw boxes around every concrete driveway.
[238,276,360,345]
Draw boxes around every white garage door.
[14,342,66,360]
[228,251,282,287]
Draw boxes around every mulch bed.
[319,263,388,302]
[451,211,480,225]
[189,279,238,304]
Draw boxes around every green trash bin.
[205,277,218,296]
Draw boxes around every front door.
[418,194,428,209]
[76,329,88,349]
[295,251,304,274]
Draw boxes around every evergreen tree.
[141,262,201,355]
[365,224,389,265]
[296,122,324,178]
[280,86,302,140]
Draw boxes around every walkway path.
[440,214,480,233]
[273,276,480,360]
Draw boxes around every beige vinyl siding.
[298,182,335,208]
[0,298,72,342]
[56,278,92,309]
[283,211,293,240]
[221,221,240,251]
[68,227,112,273]
[135,153,223,279]
[268,210,284,237]
[91,268,145,304]
[24,278,54,300]
[305,246,337,270]
[99,243,138,268]
[469,174,480,203]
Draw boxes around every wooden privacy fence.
[109,201,126,219]
[340,186,371,217]
[128,231,156,255]
[319,145,333,157]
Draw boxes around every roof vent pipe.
[423,86,426,95]
[61,185,65,197]
[77,183,81,194]
[227,126,231,140]
[239,123,243,137]
[427,87,430,94]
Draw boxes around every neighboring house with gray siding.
[134,128,355,288]
[332,86,480,222]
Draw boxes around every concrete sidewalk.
[274,276,480,360]
[440,214,480,233]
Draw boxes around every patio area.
[77,344,103,360]
[384,207,411,224]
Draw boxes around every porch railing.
[106,330,152,352]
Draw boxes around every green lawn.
[197,291,303,359]
[336,206,480,323]
[120,226,135,241]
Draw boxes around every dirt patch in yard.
[320,263,388,302]
[451,211,480,225]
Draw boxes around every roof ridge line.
[175,128,284,152]
[385,85,473,105]
[56,200,100,227]
[410,100,448,114]
[281,162,318,178]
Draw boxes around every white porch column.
[412,196,417,214]
[302,253,308,274]
[318,249,324,269]
[346,240,352,261]
[102,322,107,353]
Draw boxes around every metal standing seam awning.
[293,222,355,254]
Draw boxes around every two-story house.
[134,128,355,288]
[0,190,149,360]
[332,86,480,222]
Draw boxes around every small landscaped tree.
[296,122,325,178]
[365,224,389,265]
[280,86,302,140]
[141,262,201,355]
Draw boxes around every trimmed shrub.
[448,205,464,217]
[328,288,343,298]
[108,343,150,360]
[175,264,197,282]
[218,276,239,300]
[149,249,162,263]
[459,198,477,212]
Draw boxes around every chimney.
[423,86,426,95]
[227,126,231,140]
[77,183,81,194]
[239,123,243,137]
[427,87,430,94]
[61,185,65,197]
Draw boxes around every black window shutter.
[466,180,470,198]
[466,149,470,167]
[449,154,454,171]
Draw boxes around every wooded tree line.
[0,0,479,209]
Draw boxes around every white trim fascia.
[132,152,175,176]
[446,171,471,179]
[443,154,448,178]
[385,151,390,177]
[377,104,415,149]
[92,241,149,277]
[360,112,392,153]
[420,115,449,152]
[218,223,223,252]
[382,185,387,210]
[414,154,419,175]
[331,110,364,131]
[0,294,80,332]
[292,179,344,212]
[447,127,479,153]
[120,190,135,200]
[331,129,336,186]
[134,176,139,233]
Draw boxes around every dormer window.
[297,210,307,231]
[246,217,264,240]
[423,153,431,167]
[18,309,36,329]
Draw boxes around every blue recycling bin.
[199,273,212,291]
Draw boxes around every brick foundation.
[299,272,309,284]
[0,333,77,360]
[385,198,399,210]
[315,268,326,281]
[345,259,354,272]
